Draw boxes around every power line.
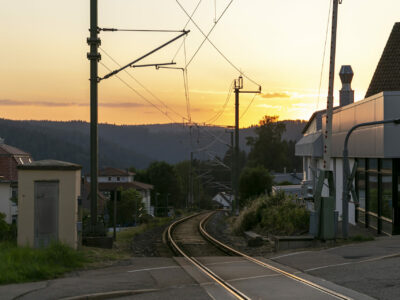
[99,47,187,122]
[176,0,261,89]
[316,0,333,112]
[99,61,180,123]
[172,0,203,62]
[206,81,234,124]
[185,0,234,69]
[240,93,258,120]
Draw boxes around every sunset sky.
[1,0,399,127]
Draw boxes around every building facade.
[0,139,32,224]
[296,23,400,235]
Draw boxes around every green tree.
[239,166,273,207]
[146,161,182,209]
[246,115,288,172]
[107,188,143,225]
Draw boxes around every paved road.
[271,236,400,300]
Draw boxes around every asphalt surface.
[271,236,400,300]
[1,221,399,299]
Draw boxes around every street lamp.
[342,118,400,238]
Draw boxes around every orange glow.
[0,0,398,127]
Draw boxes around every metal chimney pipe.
[339,65,354,107]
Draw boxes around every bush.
[0,213,16,242]
[233,192,309,236]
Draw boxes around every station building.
[296,22,400,235]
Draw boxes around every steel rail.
[167,213,250,300]
[199,211,353,300]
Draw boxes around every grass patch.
[0,242,87,285]
[82,217,172,267]
[0,217,173,285]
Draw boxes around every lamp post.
[342,118,400,238]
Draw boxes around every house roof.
[0,142,32,181]
[0,143,30,156]
[18,160,82,171]
[98,167,135,177]
[366,23,400,98]
[98,181,153,191]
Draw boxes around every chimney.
[339,65,354,107]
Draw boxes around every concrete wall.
[18,170,81,249]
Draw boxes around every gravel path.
[131,221,173,257]
[205,210,274,257]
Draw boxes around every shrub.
[0,213,16,242]
[234,192,309,236]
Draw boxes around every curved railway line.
[167,211,355,300]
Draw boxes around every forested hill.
[0,119,306,171]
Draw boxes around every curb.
[60,289,158,300]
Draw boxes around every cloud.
[257,104,282,110]
[261,92,291,99]
[0,99,146,108]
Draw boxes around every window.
[117,177,120,181]
[108,177,112,181]
[381,160,392,219]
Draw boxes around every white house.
[86,167,153,216]
[212,192,233,210]
[0,138,32,224]
[296,23,400,235]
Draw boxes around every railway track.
[167,211,355,300]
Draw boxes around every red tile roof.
[98,181,153,192]
[0,142,32,181]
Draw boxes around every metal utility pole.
[190,151,194,208]
[233,76,261,215]
[113,190,117,241]
[88,0,101,228]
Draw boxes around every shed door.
[34,181,59,247]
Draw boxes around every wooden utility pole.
[314,0,341,240]
[88,0,101,228]
[233,76,261,215]
[323,0,340,171]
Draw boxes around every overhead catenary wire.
[176,0,261,89]
[99,61,180,124]
[185,0,234,69]
[172,0,203,62]
[240,93,258,120]
[100,28,186,33]
[99,47,187,122]
[206,81,234,124]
